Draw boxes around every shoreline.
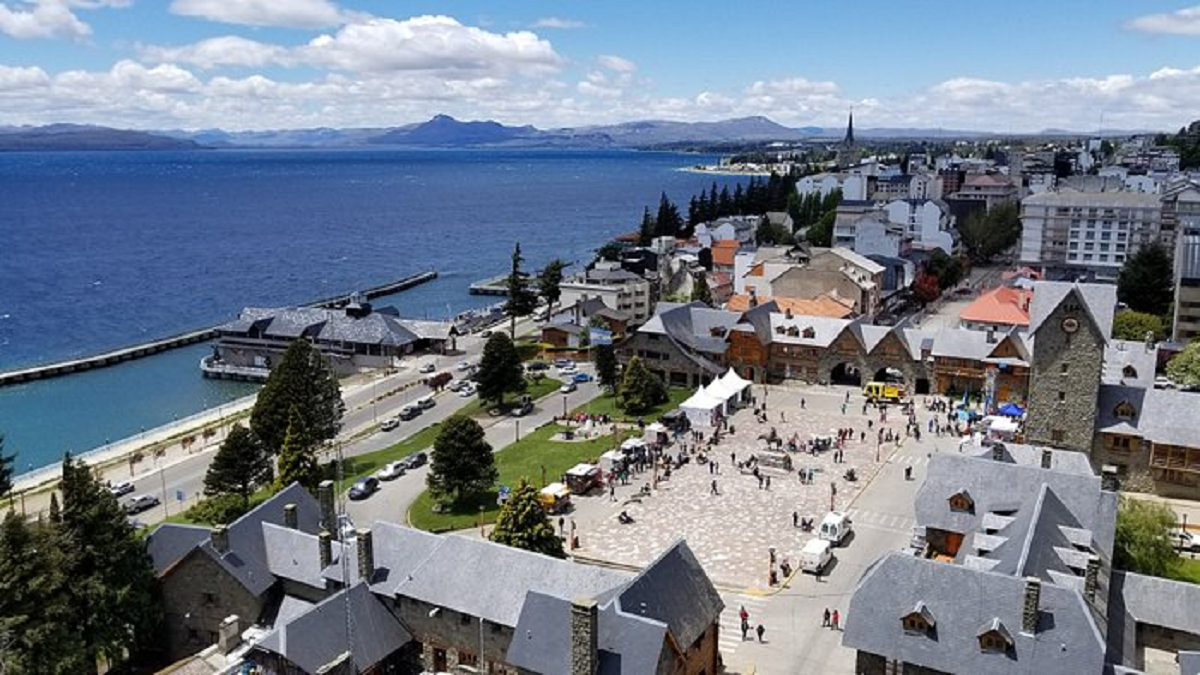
[676,166,772,176]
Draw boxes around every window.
[1058,391,1066,402]
[1114,401,1136,420]
[1060,362,1069,374]
[458,651,479,667]
[903,615,929,633]
[202,592,217,606]
[949,491,975,513]
[979,631,1011,653]
[1051,429,1065,443]
[1122,365,1138,379]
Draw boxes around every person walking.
[711,479,718,495]
[832,609,840,630]
[757,474,763,489]
[822,608,831,627]
[756,623,765,643]
[741,618,749,641]
[793,511,799,527]
[609,483,616,502]
[765,475,771,490]
[801,398,806,409]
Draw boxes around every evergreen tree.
[503,242,539,337]
[203,424,272,506]
[58,454,160,671]
[490,478,565,558]
[537,259,566,318]
[717,186,733,216]
[708,183,719,221]
[655,192,683,238]
[806,210,835,247]
[597,241,624,262]
[617,356,667,414]
[638,206,655,245]
[0,434,14,501]
[687,196,699,227]
[427,414,497,505]
[691,270,713,305]
[697,247,714,271]
[1117,241,1174,316]
[593,343,619,393]
[476,332,526,406]
[732,183,745,214]
[274,406,323,493]
[958,201,1021,263]
[1167,340,1200,388]
[250,338,344,454]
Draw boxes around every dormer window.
[775,325,785,334]
[803,327,816,339]
[948,490,975,514]
[710,327,726,338]
[1114,401,1136,421]
[786,326,800,337]
[977,618,1014,654]
[1122,365,1138,380]
[901,601,936,636]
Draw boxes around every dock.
[469,275,510,296]
[0,270,439,388]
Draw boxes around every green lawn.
[1170,556,1200,584]
[408,423,634,533]
[457,376,563,419]
[571,386,691,422]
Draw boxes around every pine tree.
[1117,241,1174,316]
[476,332,526,406]
[687,196,699,227]
[617,356,668,414]
[250,338,344,454]
[718,186,733,217]
[732,183,745,214]
[58,454,160,671]
[594,343,619,394]
[708,183,719,221]
[490,478,565,558]
[537,259,566,318]
[274,406,323,492]
[655,192,683,238]
[503,242,539,337]
[427,414,497,505]
[0,435,13,501]
[691,270,713,305]
[204,424,272,506]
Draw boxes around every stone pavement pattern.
[576,384,904,589]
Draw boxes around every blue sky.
[1,0,1200,131]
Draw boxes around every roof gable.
[615,540,724,647]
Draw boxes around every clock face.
[1061,317,1080,333]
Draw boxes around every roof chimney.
[785,307,793,320]
[356,528,374,583]
[318,480,335,533]
[1145,330,1155,351]
[991,443,1005,462]
[570,598,599,675]
[1084,555,1101,601]
[1021,577,1041,634]
[319,530,333,569]
[986,325,997,344]
[211,525,230,555]
[217,615,241,656]
[749,290,758,308]
[1101,465,1119,492]
[1040,449,1052,470]
[283,503,298,529]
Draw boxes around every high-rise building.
[1018,191,1163,279]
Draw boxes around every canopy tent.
[680,388,724,428]
[643,421,669,445]
[706,369,753,406]
[997,402,1025,417]
[983,415,1019,440]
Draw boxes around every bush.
[186,493,252,526]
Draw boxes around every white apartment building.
[1018,190,1163,276]
[558,262,653,324]
[883,199,955,254]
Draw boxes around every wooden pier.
[0,270,439,388]
[469,275,510,296]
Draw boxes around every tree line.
[638,173,800,244]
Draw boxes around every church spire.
[843,109,855,147]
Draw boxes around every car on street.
[557,366,577,377]
[397,404,421,420]
[416,395,436,410]
[124,493,161,514]
[560,381,577,394]
[109,481,135,497]
[457,361,472,371]
[380,417,400,432]
[348,476,381,500]
[402,452,428,470]
[419,362,436,374]
[448,379,465,391]
[480,329,493,338]
[460,383,477,397]
[510,396,534,417]
[525,360,550,372]
[572,372,593,383]
[553,358,573,368]
[375,460,407,481]
[1179,530,1199,552]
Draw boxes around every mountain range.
[0,116,1157,152]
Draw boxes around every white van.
[819,511,853,546]
[799,538,833,574]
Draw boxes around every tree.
[912,272,941,304]
[1167,340,1200,388]
[655,192,684,238]
[186,493,254,526]
[958,201,1021,263]
[58,454,160,670]
[427,414,497,505]
[504,242,538,337]
[697,247,714,271]
[250,338,344,454]
[594,343,619,393]
[597,241,624,262]
[274,406,323,492]
[755,217,791,246]
[926,249,964,290]
[1114,497,1180,578]
[1112,310,1165,342]
[0,434,14,501]
[203,424,272,506]
[805,210,835,247]
[1117,242,1174,316]
[617,356,667,414]
[537,259,566,318]
[476,332,526,406]
[691,270,713,305]
[489,478,565,558]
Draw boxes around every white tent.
[707,369,752,406]
[681,388,724,428]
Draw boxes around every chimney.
[318,480,335,533]
[217,615,241,656]
[319,530,333,569]
[1040,449,1053,470]
[211,525,229,555]
[1101,465,1119,492]
[570,598,598,675]
[1084,555,1100,601]
[986,325,997,344]
[749,290,758,308]
[283,503,298,529]
[991,443,1005,462]
[356,528,374,582]
[1145,330,1155,351]
[1021,577,1041,634]
[784,307,793,320]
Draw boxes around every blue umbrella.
[998,402,1024,417]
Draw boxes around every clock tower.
[1024,285,1108,453]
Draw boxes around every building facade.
[558,263,653,325]
[1018,190,1163,278]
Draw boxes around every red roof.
[726,294,855,318]
[959,287,1032,326]
[711,240,740,268]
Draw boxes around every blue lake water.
[0,148,737,471]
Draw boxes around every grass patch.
[457,377,563,419]
[571,387,691,422]
[408,423,633,533]
[331,422,445,491]
[1170,556,1200,584]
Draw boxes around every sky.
[2,0,1200,132]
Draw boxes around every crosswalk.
[845,507,915,532]
[718,592,770,657]
[888,454,930,467]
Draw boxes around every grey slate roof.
[615,540,724,648]
[843,552,1106,675]
[930,327,996,360]
[1116,571,1200,636]
[146,523,211,576]
[1028,281,1117,339]
[322,521,444,596]
[1095,385,1199,446]
[1102,340,1157,388]
[218,305,452,348]
[255,582,411,673]
[961,441,1097,476]
[767,314,852,347]
[262,523,330,590]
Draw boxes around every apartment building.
[1019,190,1163,278]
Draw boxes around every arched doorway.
[915,378,931,395]
[873,367,905,384]
[830,362,862,386]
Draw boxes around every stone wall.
[159,549,266,663]
[669,622,721,675]
[1025,297,1106,453]
[855,650,954,675]
[394,596,519,675]
[618,332,713,388]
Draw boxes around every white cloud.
[596,54,636,73]
[1126,5,1200,35]
[0,64,49,90]
[532,17,586,29]
[139,36,291,69]
[298,15,562,75]
[169,0,346,29]
[0,0,125,39]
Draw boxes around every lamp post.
[562,394,568,420]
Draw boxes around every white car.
[456,361,472,371]
[560,381,577,394]
[376,460,407,481]
[380,417,399,432]
[460,383,477,397]
[419,362,436,374]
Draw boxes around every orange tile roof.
[711,240,740,268]
[748,262,765,277]
[726,294,855,318]
[959,286,1032,326]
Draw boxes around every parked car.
[402,452,428,470]
[397,404,421,420]
[480,329,493,338]
[553,358,573,368]
[376,461,407,481]
[348,476,381,501]
[560,381,577,394]
[457,361,473,371]
[1179,530,1199,552]
[415,395,436,410]
[525,361,550,372]
[799,538,833,574]
[819,511,853,546]
[1155,376,1177,389]
[380,417,400,432]
[124,493,160,514]
[419,362,436,374]
[109,481,135,497]
[460,383,477,397]
[510,395,534,417]
[448,379,465,391]
[572,371,594,383]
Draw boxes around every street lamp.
[562,394,568,420]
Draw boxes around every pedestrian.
[845,391,850,403]
[741,618,749,641]
[801,398,806,409]
[756,623,765,643]
[711,479,718,495]
[714,460,719,474]
[832,609,840,630]
[739,605,749,624]
[731,451,736,466]
[822,608,830,627]
[841,403,846,415]
[609,483,616,501]
[766,475,771,489]
[558,516,564,535]
[757,474,763,489]
[793,511,799,527]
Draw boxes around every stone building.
[616,301,740,388]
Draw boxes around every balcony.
[1149,445,1200,473]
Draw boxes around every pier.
[0,270,439,388]
[469,275,510,296]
